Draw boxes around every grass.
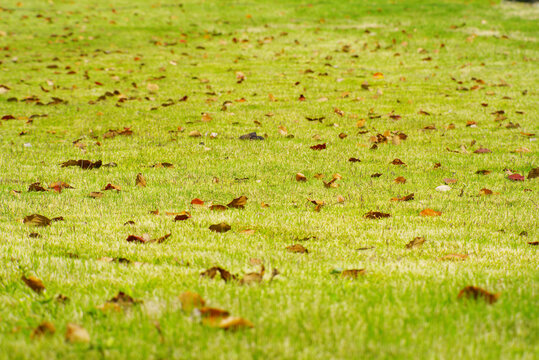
[0,0,538,358]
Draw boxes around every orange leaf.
[420,208,441,217]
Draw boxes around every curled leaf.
[457,286,499,304]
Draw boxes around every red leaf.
[507,173,525,181]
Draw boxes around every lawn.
[0,0,538,358]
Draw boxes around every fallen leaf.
[65,323,90,343]
[126,234,149,243]
[444,178,457,184]
[174,213,191,221]
[310,143,327,150]
[240,265,265,285]
[349,158,361,163]
[200,267,237,282]
[28,182,47,192]
[435,185,451,192]
[136,173,147,187]
[420,208,442,217]
[479,188,494,195]
[394,176,406,184]
[209,223,231,233]
[474,148,491,154]
[405,236,426,249]
[89,192,103,198]
[227,196,247,209]
[191,198,204,206]
[218,317,254,330]
[508,173,525,181]
[49,181,74,192]
[286,244,308,253]
[391,193,414,202]
[209,204,228,211]
[102,183,121,191]
[23,214,51,227]
[528,168,539,179]
[179,291,205,312]
[60,159,102,169]
[391,158,405,166]
[151,162,174,168]
[475,170,491,175]
[21,275,45,293]
[364,211,390,219]
[457,286,499,304]
[296,173,307,182]
[439,254,468,261]
[337,195,345,203]
[240,229,256,235]
[199,307,231,326]
[341,269,366,279]
[106,291,141,308]
[528,241,538,246]
[189,130,201,137]
[31,321,55,339]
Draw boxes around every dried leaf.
[31,321,55,339]
[286,244,308,253]
[240,265,265,285]
[391,158,405,166]
[476,170,491,175]
[199,307,231,326]
[49,181,74,192]
[394,176,406,184]
[200,267,237,282]
[21,275,45,294]
[457,286,499,304]
[310,143,326,150]
[135,173,147,187]
[189,130,201,137]
[240,229,256,235]
[89,192,103,198]
[227,196,247,209]
[209,204,228,211]
[106,291,142,308]
[209,223,231,233]
[341,269,366,279]
[364,211,390,219]
[296,173,307,182]
[508,173,525,181]
[405,237,426,249]
[218,317,254,330]
[191,198,204,206]
[528,168,539,179]
[23,214,51,227]
[60,159,102,169]
[439,254,468,261]
[28,182,47,192]
[420,208,442,217]
[479,188,494,195]
[391,193,414,202]
[179,291,205,312]
[474,148,491,154]
[349,158,361,163]
[102,183,121,191]
[174,213,191,221]
[65,323,90,343]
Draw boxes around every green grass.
[0,0,538,358]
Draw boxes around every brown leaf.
[23,214,51,227]
[218,317,254,330]
[209,204,228,211]
[126,234,149,243]
[296,173,307,182]
[188,130,201,137]
[151,162,174,168]
[191,198,204,206]
[49,181,74,192]
[528,241,539,246]
[394,176,406,184]
[239,229,256,235]
[405,236,426,249]
[443,178,457,184]
[174,213,191,221]
[102,183,121,191]
[528,167,539,179]
[31,321,55,339]
[240,265,265,285]
[310,143,326,150]
[179,291,205,312]
[420,208,442,217]
[89,192,103,198]
[209,223,231,233]
[507,173,525,181]
[199,307,231,326]
[60,159,102,169]
[349,158,361,163]
[479,188,494,196]
[391,158,405,166]
[135,173,147,187]
[391,193,414,202]
[439,254,468,261]
[474,148,491,154]
[286,244,308,253]
[28,182,47,192]
[200,267,237,282]
[227,196,247,209]
[457,286,500,304]
[21,275,45,294]
[65,323,90,343]
[475,170,491,175]
[341,269,366,279]
[364,211,390,219]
